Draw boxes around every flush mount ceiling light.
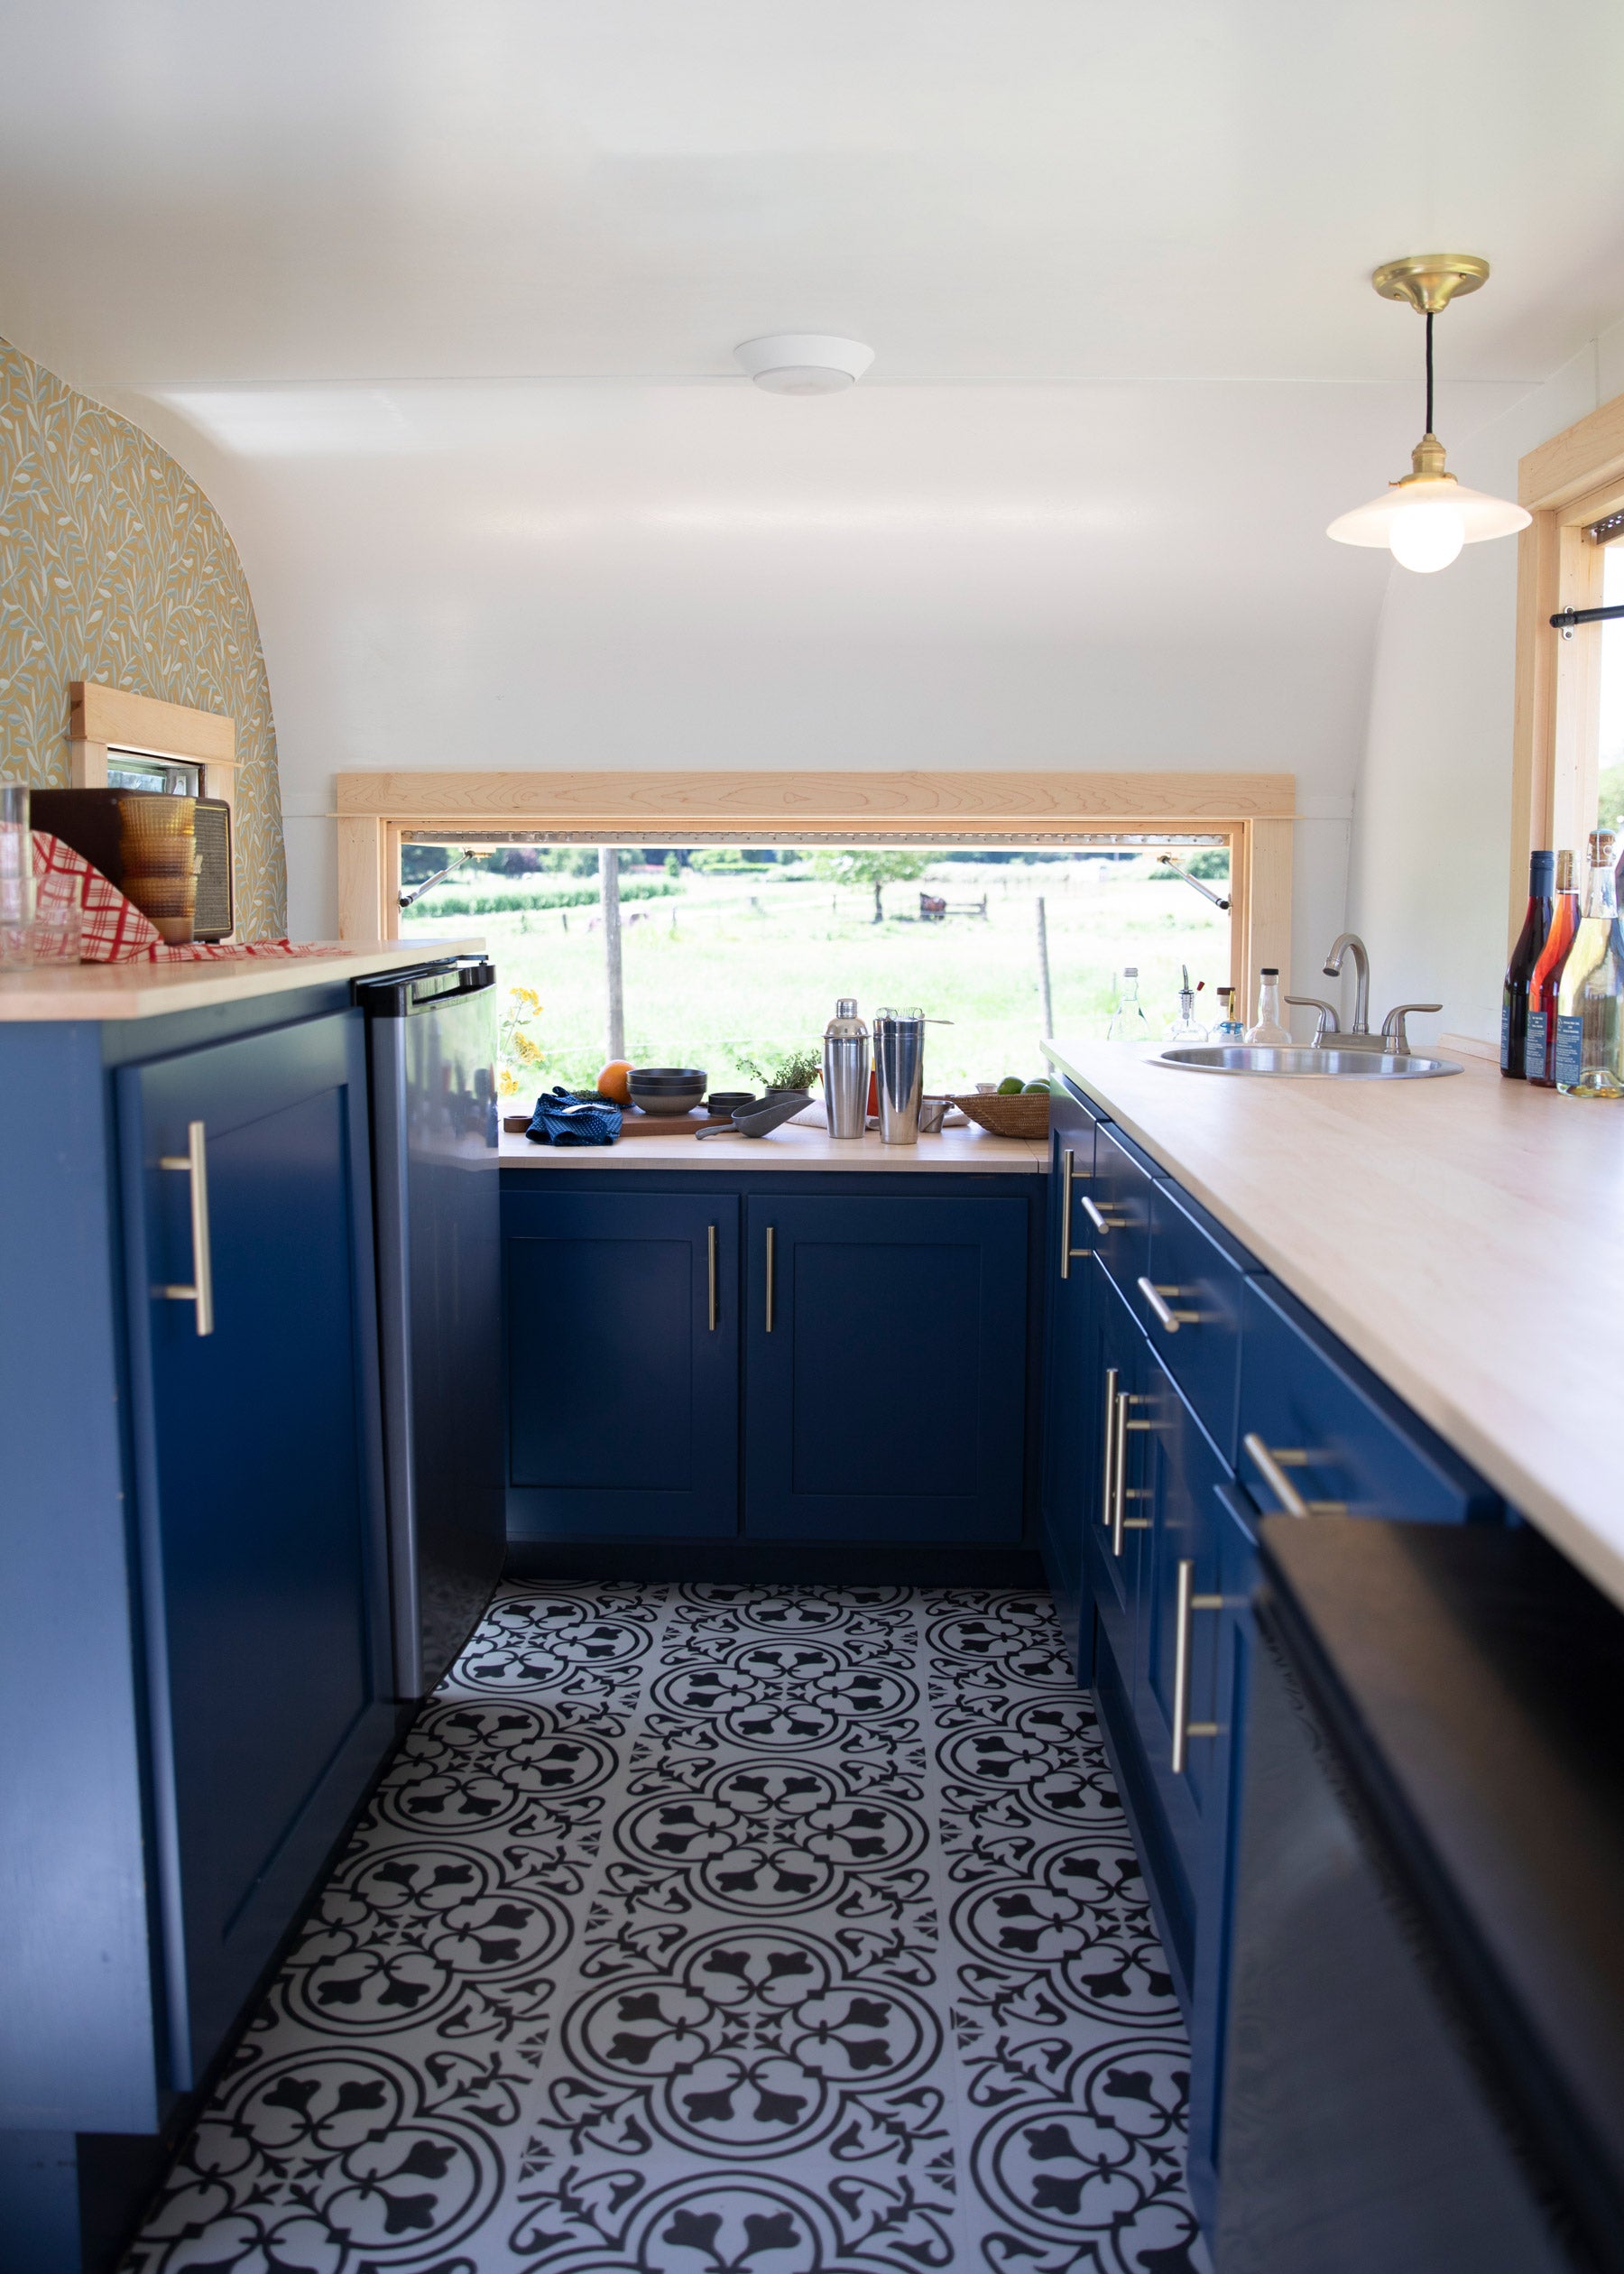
[1327,254,1530,574]
[734,335,874,396]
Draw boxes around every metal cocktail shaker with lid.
[822,997,870,1139]
[873,1005,926,1145]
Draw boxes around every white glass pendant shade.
[1327,475,1528,571]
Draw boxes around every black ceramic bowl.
[628,1066,707,1116]
[706,1090,756,1117]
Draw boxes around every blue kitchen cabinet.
[1130,1354,1225,1927]
[1185,1483,1260,2231]
[118,1012,396,2090]
[743,1191,1028,1541]
[505,1189,741,1539]
[1041,1089,1101,1673]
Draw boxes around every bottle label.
[1554,1014,1584,1089]
[1525,1010,1547,1079]
[1500,998,1512,1069]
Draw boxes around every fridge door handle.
[156,1120,215,1335]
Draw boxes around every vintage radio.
[30,788,234,942]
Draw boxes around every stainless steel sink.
[1158,1045,1463,1079]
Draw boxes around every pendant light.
[1327,254,1530,573]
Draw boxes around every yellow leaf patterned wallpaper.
[0,336,286,938]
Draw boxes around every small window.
[1597,540,1624,837]
[105,753,201,796]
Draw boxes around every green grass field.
[405,854,1231,1098]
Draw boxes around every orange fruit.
[597,1059,633,1104]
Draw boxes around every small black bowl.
[706,1090,756,1117]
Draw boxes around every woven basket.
[952,1089,1051,1138]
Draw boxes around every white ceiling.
[3,0,1620,941]
[3,0,1621,389]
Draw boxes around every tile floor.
[125,1584,1205,2273]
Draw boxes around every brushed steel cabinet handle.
[707,1223,718,1333]
[1111,1392,1154,1554]
[1137,1276,1199,1334]
[1241,1431,1347,1518]
[1080,1195,1125,1236]
[765,1225,775,1334]
[1171,1558,1223,1773]
[1100,1366,1119,1525]
[157,1119,215,1336]
[1058,1147,1092,1279]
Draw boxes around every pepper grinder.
[822,998,870,1138]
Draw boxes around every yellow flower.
[510,985,542,1013]
[498,1067,521,1096]
[513,1032,544,1064]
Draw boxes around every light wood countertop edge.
[1044,1038,1624,1615]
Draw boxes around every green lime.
[996,1076,1023,1095]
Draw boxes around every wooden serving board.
[503,1108,715,1136]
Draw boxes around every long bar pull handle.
[707,1224,718,1333]
[1080,1195,1125,1237]
[1137,1276,1199,1334]
[1059,1148,1074,1279]
[1241,1432,1347,1518]
[765,1225,775,1334]
[1100,1367,1119,1525]
[1111,1393,1154,1555]
[157,1120,215,1336]
[1171,1558,1223,1773]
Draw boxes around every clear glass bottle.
[1166,966,1209,1043]
[1245,966,1292,1046]
[1210,985,1245,1042]
[1105,966,1150,1043]
[1555,830,1624,1098]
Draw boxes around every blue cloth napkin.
[525,1086,623,1146]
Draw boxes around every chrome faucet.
[1323,933,1370,1036]
[1303,930,1441,1054]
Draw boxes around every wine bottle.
[1555,831,1624,1098]
[1501,850,1555,1078]
[1526,851,1579,1086]
[1245,967,1292,1046]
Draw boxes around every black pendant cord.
[1425,310,1435,435]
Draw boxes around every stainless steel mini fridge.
[356,957,503,1695]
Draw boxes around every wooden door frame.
[1511,390,1624,944]
[334,767,1296,1003]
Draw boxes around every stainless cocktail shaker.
[822,997,870,1139]
[873,1005,925,1145]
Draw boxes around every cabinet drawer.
[1237,1277,1498,1528]
[1138,1179,1256,1465]
[1090,1122,1154,1300]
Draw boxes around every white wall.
[1344,320,1624,1047]
[121,374,1536,966]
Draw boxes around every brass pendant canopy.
[1328,252,1527,571]
[1371,253,1490,315]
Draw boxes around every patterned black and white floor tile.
[125,1585,1208,2274]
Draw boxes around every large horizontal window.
[400,837,1232,1099]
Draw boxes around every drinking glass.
[0,783,35,968]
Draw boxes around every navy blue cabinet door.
[1042,1101,1098,1674]
[505,1191,740,1539]
[1130,1358,1224,1914]
[1084,1263,1146,1675]
[743,1194,1028,1542]
[119,1012,393,2089]
[1186,1484,1260,2231]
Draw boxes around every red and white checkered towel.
[32,832,330,963]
